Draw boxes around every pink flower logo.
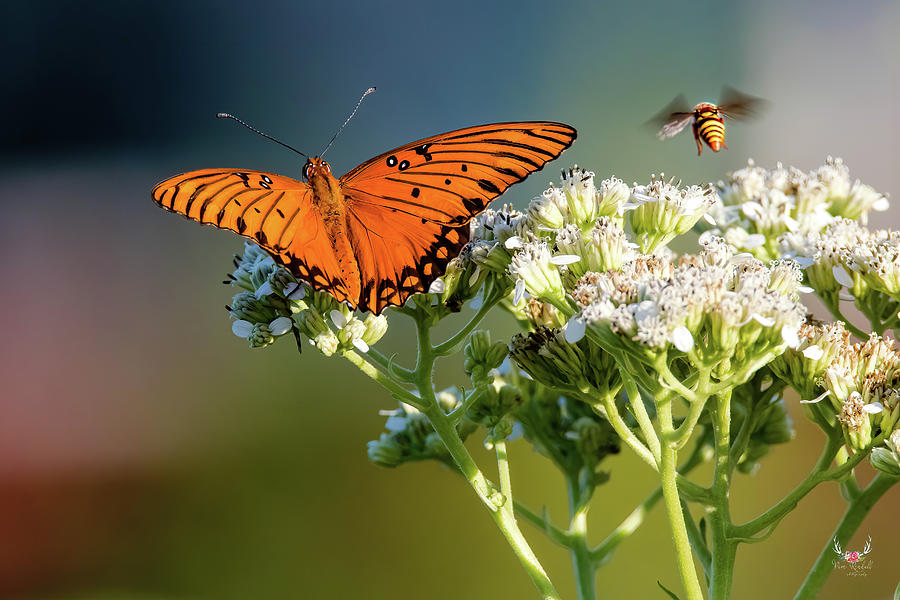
[845,551,860,563]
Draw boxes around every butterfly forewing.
[340,122,577,225]
[151,169,357,304]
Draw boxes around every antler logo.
[833,536,873,564]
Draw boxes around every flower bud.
[464,330,508,382]
[361,314,388,345]
[248,322,275,349]
[366,434,406,467]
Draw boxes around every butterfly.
[152,121,577,314]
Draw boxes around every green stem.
[707,391,736,600]
[623,374,662,462]
[590,486,662,564]
[732,434,878,538]
[341,350,423,409]
[432,294,501,356]
[515,501,571,546]
[425,402,559,599]
[657,398,705,600]
[681,501,712,578]
[363,347,415,382]
[410,312,559,599]
[822,294,869,340]
[566,474,596,600]
[793,472,898,600]
[590,428,710,565]
[495,440,514,517]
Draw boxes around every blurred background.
[1,0,898,598]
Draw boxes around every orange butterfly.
[152,120,576,314]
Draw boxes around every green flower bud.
[366,433,405,468]
[464,330,508,381]
[248,323,275,349]
[869,430,900,477]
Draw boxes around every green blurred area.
[1,0,899,598]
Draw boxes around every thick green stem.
[657,398,705,600]
[707,392,736,600]
[793,472,898,600]
[566,474,596,600]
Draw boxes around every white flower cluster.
[712,158,889,260]
[782,219,900,304]
[570,235,806,367]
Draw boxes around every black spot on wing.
[462,197,482,212]
[477,179,501,194]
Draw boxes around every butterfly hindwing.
[344,196,470,314]
[340,122,577,226]
[151,169,358,304]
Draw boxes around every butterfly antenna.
[320,87,376,158]
[216,113,307,158]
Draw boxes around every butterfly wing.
[338,122,576,313]
[340,122,577,225]
[345,201,469,314]
[151,169,357,303]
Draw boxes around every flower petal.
[863,402,884,414]
[832,265,854,288]
[231,319,253,338]
[752,314,776,327]
[550,254,581,266]
[565,318,586,343]
[513,279,526,305]
[781,325,801,348]
[286,283,306,300]
[800,390,831,404]
[330,310,347,328]
[352,338,370,353]
[254,281,274,299]
[428,278,445,294]
[802,345,824,360]
[671,326,694,352]
[384,415,407,432]
[504,236,524,249]
[269,316,293,336]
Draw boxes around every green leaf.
[657,580,683,600]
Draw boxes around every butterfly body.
[153,122,577,313]
[303,157,362,298]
